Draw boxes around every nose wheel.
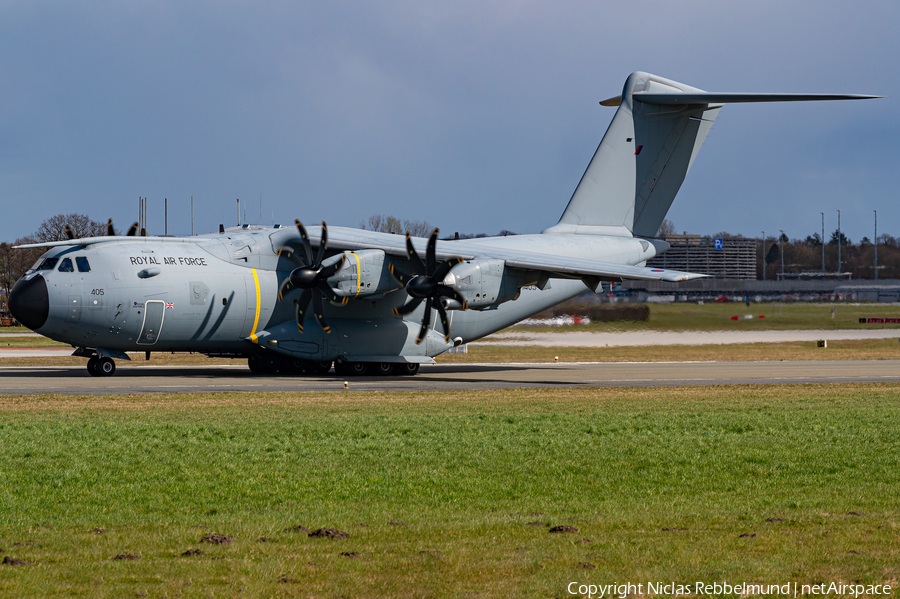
[87,357,116,377]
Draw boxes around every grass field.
[0,385,898,597]
[516,301,900,332]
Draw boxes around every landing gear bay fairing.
[9,72,878,376]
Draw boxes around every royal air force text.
[129,256,207,267]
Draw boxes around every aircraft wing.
[320,229,706,283]
[14,236,196,248]
[18,228,705,283]
[501,254,705,282]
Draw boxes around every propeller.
[65,225,75,240]
[277,220,345,334]
[390,228,467,344]
[107,218,115,236]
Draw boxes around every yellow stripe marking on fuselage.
[351,252,362,297]
[250,268,262,343]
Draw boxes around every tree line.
[701,229,900,279]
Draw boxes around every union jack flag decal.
[165,302,174,309]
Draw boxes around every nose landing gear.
[87,356,116,377]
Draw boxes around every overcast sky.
[1,1,895,244]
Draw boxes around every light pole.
[761,230,766,281]
[820,212,825,273]
[874,210,878,281]
[837,209,842,277]
[780,229,785,281]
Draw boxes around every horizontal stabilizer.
[633,92,882,105]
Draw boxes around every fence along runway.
[1,360,899,395]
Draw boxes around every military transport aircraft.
[8,72,879,377]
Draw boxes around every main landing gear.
[87,356,116,377]
[247,354,420,376]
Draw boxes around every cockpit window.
[58,258,75,272]
[37,257,59,270]
[75,257,91,272]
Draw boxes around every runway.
[477,329,900,347]
[2,360,900,395]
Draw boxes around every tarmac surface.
[479,329,900,347]
[2,360,899,395]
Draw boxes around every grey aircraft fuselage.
[19,226,660,366]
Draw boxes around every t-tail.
[543,71,881,239]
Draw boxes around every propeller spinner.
[390,228,467,344]
[277,220,345,334]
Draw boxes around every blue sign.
[714,238,723,250]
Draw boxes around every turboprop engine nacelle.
[330,249,402,299]
[443,259,522,310]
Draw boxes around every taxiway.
[1,360,899,395]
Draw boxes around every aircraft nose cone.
[8,274,49,331]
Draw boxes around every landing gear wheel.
[395,363,420,376]
[95,357,116,377]
[373,362,394,376]
[87,357,100,376]
[306,360,333,375]
[347,361,370,376]
[248,354,279,374]
[277,356,307,374]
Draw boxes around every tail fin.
[544,71,879,238]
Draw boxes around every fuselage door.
[137,300,166,345]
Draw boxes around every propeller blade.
[415,298,432,345]
[316,279,340,305]
[65,225,75,240]
[294,219,313,264]
[392,296,423,316]
[315,221,328,268]
[425,228,439,276]
[126,222,139,236]
[294,289,312,333]
[319,254,344,279]
[434,298,451,341]
[435,284,468,310]
[278,277,292,301]
[389,262,412,286]
[312,290,331,334]
[107,218,115,236]
[433,257,463,283]
[405,233,426,274]
[277,247,305,267]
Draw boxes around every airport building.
[646,234,757,279]
[619,278,900,303]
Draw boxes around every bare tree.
[360,214,434,237]
[0,237,43,301]
[34,213,109,242]
[657,218,675,238]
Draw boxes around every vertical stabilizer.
[544,71,721,237]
